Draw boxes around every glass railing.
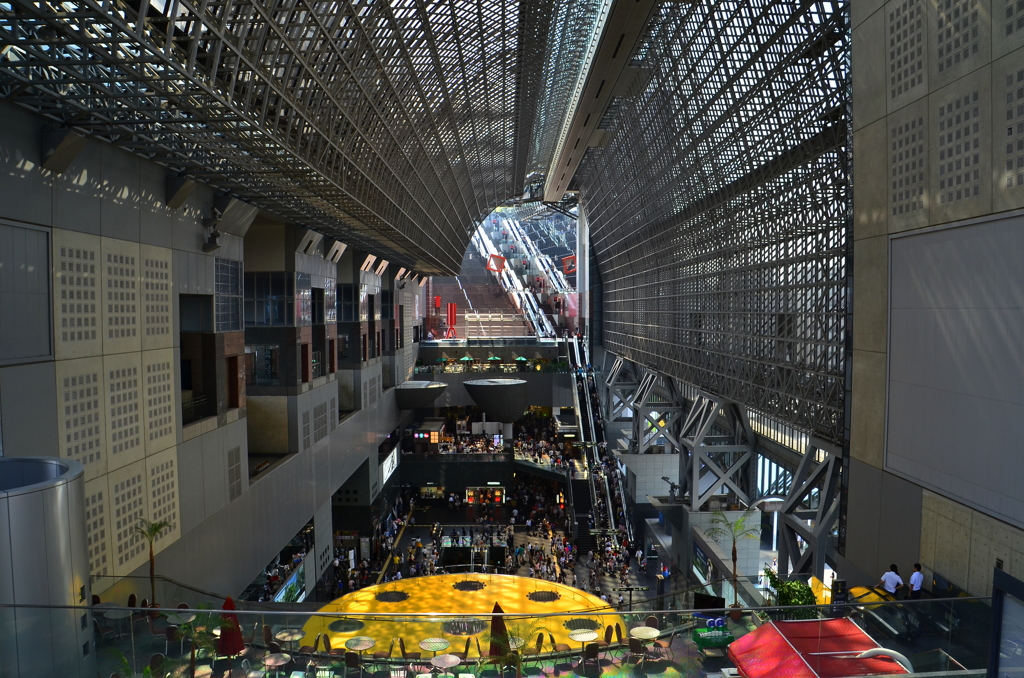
[8,594,992,677]
[414,362,570,374]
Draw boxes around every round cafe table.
[345,635,376,655]
[419,637,450,656]
[166,612,196,626]
[262,652,291,678]
[630,626,660,641]
[567,629,598,650]
[103,607,132,638]
[275,628,305,650]
[431,653,461,675]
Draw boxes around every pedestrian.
[878,564,903,597]
[908,563,924,599]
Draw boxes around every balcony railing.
[181,392,215,425]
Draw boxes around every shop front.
[465,485,504,504]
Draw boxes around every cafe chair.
[653,628,676,661]
[577,643,600,674]
[625,638,649,670]
[344,651,365,677]
[595,625,612,651]
[644,615,659,629]
[164,625,181,656]
[131,597,150,631]
[449,637,472,661]
[94,617,117,646]
[323,633,345,656]
[399,637,421,661]
[299,633,320,655]
[548,633,570,654]
[372,637,395,663]
[520,633,544,670]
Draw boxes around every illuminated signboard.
[381,447,399,485]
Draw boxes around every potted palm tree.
[134,518,171,606]
[703,509,760,617]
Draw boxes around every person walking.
[878,564,904,597]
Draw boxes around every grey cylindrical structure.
[464,378,528,423]
[395,380,448,409]
[0,457,93,678]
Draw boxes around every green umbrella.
[460,354,473,361]
[514,356,528,361]
[488,355,501,361]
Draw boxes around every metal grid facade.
[0,0,554,275]
[579,0,850,443]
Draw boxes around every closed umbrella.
[488,602,508,657]
[217,596,245,668]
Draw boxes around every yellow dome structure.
[304,573,625,657]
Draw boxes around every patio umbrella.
[460,353,474,361]
[488,602,508,657]
[217,596,245,668]
[488,354,501,361]
[514,355,528,361]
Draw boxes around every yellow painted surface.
[303,573,624,657]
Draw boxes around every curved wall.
[0,457,93,678]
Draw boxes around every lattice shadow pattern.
[0,0,558,275]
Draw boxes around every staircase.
[426,248,534,338]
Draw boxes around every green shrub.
[764,566,818,619]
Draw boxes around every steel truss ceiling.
[579,0,851,443]
[0,0,555,275]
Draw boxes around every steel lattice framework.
[0,0,556,275]
[579,0,851,444]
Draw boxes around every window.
[244,272,293,326]
[214,259,243,332]
[313,403,328,443]
[227,447,242,501]
[245,345,280,386]
[295,273,312,325]
[302,411,311,450]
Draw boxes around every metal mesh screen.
[578,0,850,443]
[0,0,555,275]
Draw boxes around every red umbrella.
[488,602,508,657]
[218,596,246,658]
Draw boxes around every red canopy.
[217,596,246,657]
[727,619,910,678]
